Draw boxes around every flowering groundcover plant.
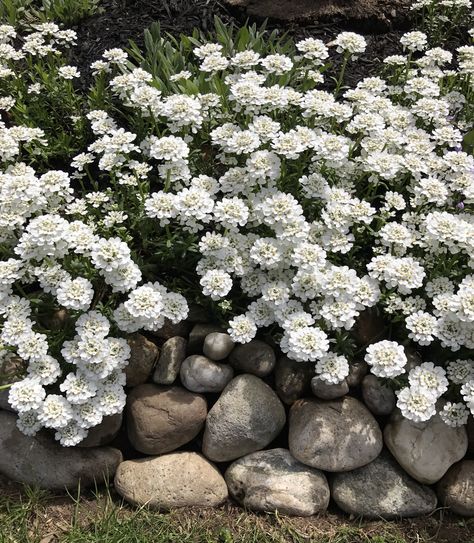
[0,2,473,445]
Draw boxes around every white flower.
[27,355,61,385]
[400,31,427,52]
[408,362,448,399]
[58,65,80,79]
[228,314,257,343]
[405,311,438,346]
[59,372,98,404]
[365,340,407,378]
[396,386,436,422]
[8,378,46,413]
[16,410,42,436]
[96,384,127,416]
[316,353,350,384]
[39,394,74,429]
[439,402,469,427]
[447,359,474,384]
[200,269,232,300]
[55,421,88,446]
[332,32,367,55]
[56,277,94,311]
[281,326,329,362]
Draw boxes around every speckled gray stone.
[180,355,234,393]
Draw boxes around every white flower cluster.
[1,17,474,440]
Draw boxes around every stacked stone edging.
[1,320,473,518]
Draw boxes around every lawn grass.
[0,477,473,543]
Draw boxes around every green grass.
[0,481,473,543]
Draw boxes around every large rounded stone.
[289,397,382,472]
[125,334,159,387]
[115,452,228,510]
[203,374,286,462]
[384,410,468,484]
[274,356,313,405]
[228,340,276,377]
[437,460,474,516]
[180,355,234,393]
[225,448,330,516]
[188,324,224,354]
[311,377,348,400]
[332,452,437,519]
[126,384,207,455]
[0,411,122,489]
[203,332,235,361]
[79,414,122,448]
[362,375,396,416]
[153,336,187,385]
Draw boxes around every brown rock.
[126,384,207,455]
[437,460,474,516]
[352,309,386,346]
[150,318,191,340]
[228,340,276,377]
[274,356,313,405]
[188,323,225,354]
[153,336,187,385]
[125,334,159,387]
[115,452,228,510]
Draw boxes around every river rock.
[0,411,122,489]
[180,355,234,393]
[437,460,474,516]
[151,318,191,340]
[225,448,330,516]
[332,452,437,519]
[346,361,369,388]
[203,332,235,361]
[125,334,159,387]
[362,375,396,416]
[115,452,228,510]
[203,374,286,462]
[289,396,382,472]
[79,414,122,448]
[274,356,313,405]
[384,410,468,484]
[188,324,225,354]
[311,377,349,400]
[228,340,276,377]
[126,384,207,455]
[152,336,187,385]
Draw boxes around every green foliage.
[0,0,101,27]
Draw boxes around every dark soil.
[71,0,472,91]
[72,0,410,89]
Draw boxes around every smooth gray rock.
[228,340,276,377]
[332,452,437,519]
[115,452,228,510]
[289,397,383,472]
[126,384,207,455]
[180,355,234,393]
[437,460,474,516]
[79,414,122,448]
[311,377,349,400]
[362,375,396,416]
[203,332,235,361]
[0,411,122,489]
[384,410,468,484]
[346,361,368,388]
[188,324,225,354]
[274,356,313,405]
[203,374,286,462]
[225,448,330,516]
[125,334,159,387]
[153,336,187,385]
